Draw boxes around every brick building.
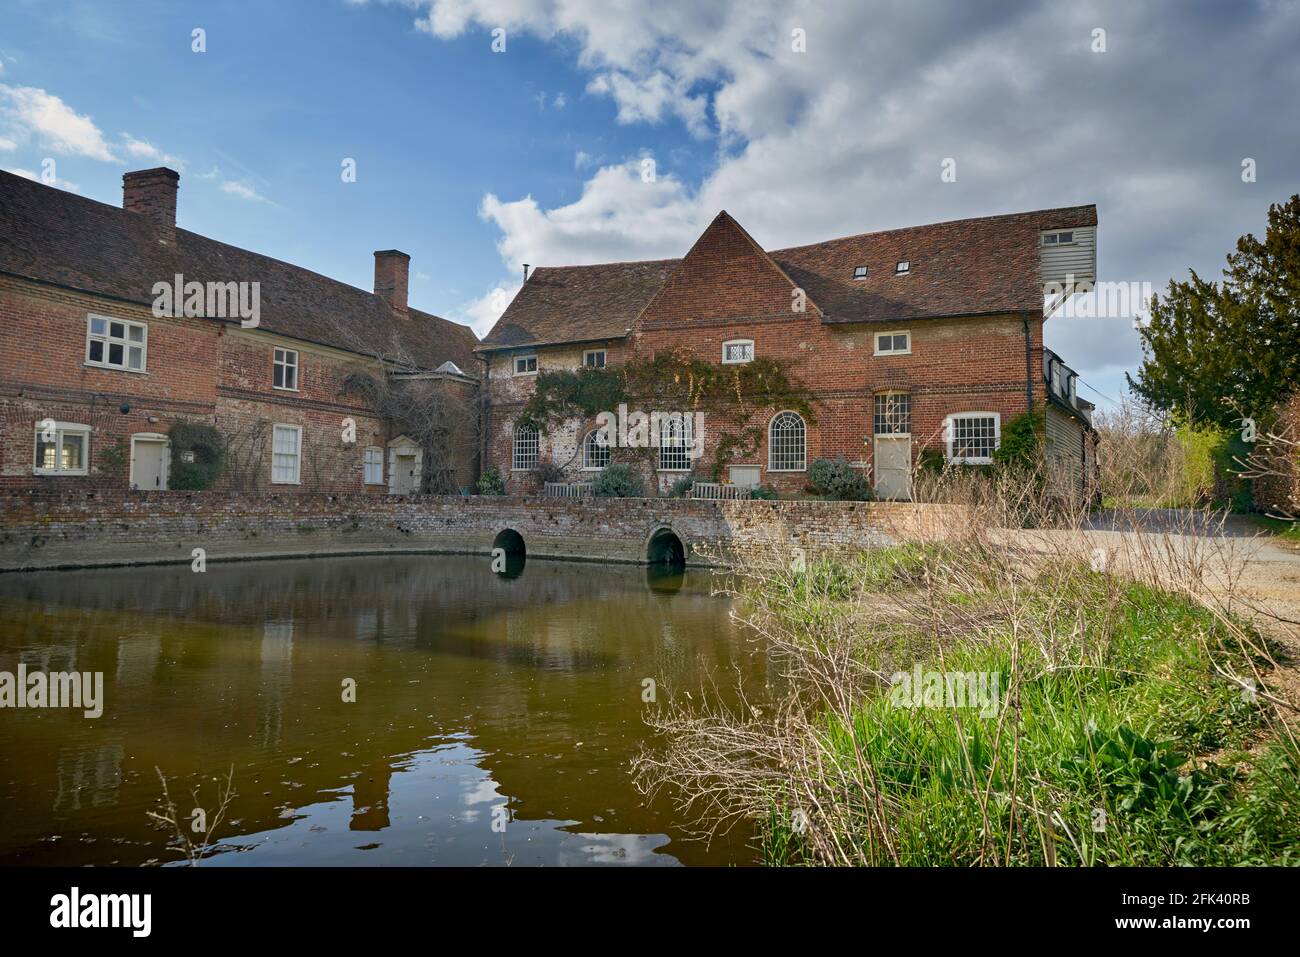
[477,207,1100,499]
[0,168,478,495]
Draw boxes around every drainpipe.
[477,353,490,488]
[1022,311,1034,412]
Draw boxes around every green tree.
[1130,194,1300,429]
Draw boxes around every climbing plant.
[169,421,226,490]
[519,349,817,480]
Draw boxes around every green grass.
[1248,514,1300,543]
[758,552,1299,866]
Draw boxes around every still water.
[0,555,769,866]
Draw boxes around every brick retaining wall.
[0,489,963,571]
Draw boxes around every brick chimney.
[122,168,179,245]
[373,250,410,312]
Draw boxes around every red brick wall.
[0,275,477,494]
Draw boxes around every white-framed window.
[894,260,911,274]
[513,423,539,470]
[583,350,606,369]
[271,424,302,484]
[874,392,912,436]
[722,339,754,364]
[1041,231,1076,246]
[582,429,610,470]
[657,414,693,472]
[852,265,868,280]
[33,421,90,475]
[874,330,911,355]
[945,412,1001,465]
[514,355,538,375]
[363,446,384,485]
[768,411,807,472]
[273,348,298,390]
[86,314,147,372]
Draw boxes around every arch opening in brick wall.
[646,526,685,567]
[491,527,527,577]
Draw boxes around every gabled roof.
[0,170,479,372]
[478,204,1097,350]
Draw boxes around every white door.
[130,438,168,490]
[873,436,911,500]
[391,454,417,494]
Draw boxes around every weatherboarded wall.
[0,490,963,571]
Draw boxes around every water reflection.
[0,554,767,866]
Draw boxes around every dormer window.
[852,266,868,280]
[1042,231,1075,246]
[895,260,910,275]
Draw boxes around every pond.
[0,554,770,866]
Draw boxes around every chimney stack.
[122,168,179,245]
[373,250,410,312]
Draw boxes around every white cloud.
[454,281,522,336]
[0,135,16,151]
[383,1,1300,397]
[0,84,117,161]
[120,134,184,170]
[220,179,270,203]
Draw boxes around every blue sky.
[3,0,1299,409]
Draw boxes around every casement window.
[894,260,911,275]
[86,315,147,372]
[874,392,912,435]
[582,429,610,470]
[271,424,303,484]
[657,415,693,472]
[512,423,539,470]
[874,330,911,356]
[852,265,868,280]
[1041,231,1076,246]
[768,411,807,472]
[583,350,607,369]
[273,348,299,390]
[722,339,754,365]
[514,355,538,375]
[33,421,90,475]
[946,412,1001,465]
[363,446,384,485]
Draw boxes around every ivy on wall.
[169,421,226,490]
[518,349,816,480]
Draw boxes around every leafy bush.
[477,465,505,495]
[668,474,696,498]
[917,448,947,473]
[991,411,1042,470]
[749,484,778,500]
[169,421,224,490]
[532,457,565,485]
[809,456,870,500]
[592,462,644,497]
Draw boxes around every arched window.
[657,413,693,472]
[512,423,539,471]
[768,411,806,472]
[582,429,610,470]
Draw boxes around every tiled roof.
[0,169,478,372]
[479,204,1097,348]
[479,259,677,350]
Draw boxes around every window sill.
[32,470,89,477]
[767,468,807,473]
[270,480,302,486]
[873,351,912,357]
[82,362,148,375]
[272,386,300,393]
